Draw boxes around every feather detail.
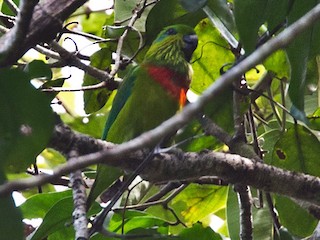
[179,88,187,109]
[145,64,190,107]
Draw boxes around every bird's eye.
[166,28,177,35]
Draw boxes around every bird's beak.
[182,34,198,62]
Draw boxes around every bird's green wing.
[102,65,139,140]
[87,66,140,208]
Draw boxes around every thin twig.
[49,41,118,90]
[267,87,282,127]
[41,81,110,92]
[109,1,147,77]
[34,44,61,59]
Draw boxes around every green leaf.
[86,166,122,208]
[146,205,180,224]
[190,19,235,139]
[202,0,238,49]
[145,0,205,43]
[178,223,222,240]
[114,0,152,32]
[275,195,317,237]
[263,50,289,79]
[308,107,320,130]
[64,113,109,139]
[20,190,72,219]
[0,172,24,240]
[206,0,236,35]
[234,0,268,53]
[102,25,144,62]
[0,68,54,172]
[80,12,109,37]
[191,18,235,93]
[172,184,227,225]
[147,0,234,46]
[1,0,19,15]
[109,210,166,234]
[174,119,219,152]
[146,0,188,42]
[259,129,281,164]
[271,124,320,176]
[24,60,52,80]
[40,77,66,89]
[47,227,74,240]
[0,195,24,239]
[179,0,207,12]
[83,48,113,113]
[265,0,290,31]
[226,187,273,240]
[31,196,74,240]
[126,228,173,240]
[40,76,68,101]
[276,227,295,240]
[286,1,320,121]
[226,186,240,240]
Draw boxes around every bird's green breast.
[106,66,181,143]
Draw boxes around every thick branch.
[1,124,320,208]
[0,0,39,64]
[0,0,87,66]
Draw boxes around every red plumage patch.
[146,65,190,107]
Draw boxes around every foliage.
[1,0,320,239]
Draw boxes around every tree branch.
[0,0,39,64]
[49,41,117,88]
[1,124,320,209]
[0,0,88,66]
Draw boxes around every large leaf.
[275,195,317,237]
[24,60,52,80]
[226,187,273,240]
[114,0,152,32]
[234,0,268,53]
[86,165,122,209]
[191,18,235,93]
[178,223,222,240]
[108,210,170,238]
[192,18,235,137]
[263,50,289,79]
[265,0,290,31]
[0,172,23,240]
[30,196,74,240]
[0,68,54,172]
[179,0,207,12]
[286,1,320,121]
[145,0,205,43]
[83,48,113,114]
[20,190,72,219]
[0,195,24,240]
[171,184,227,226]
[259,129,281,164]
[64,113,109,139]
[80,12,110,37]
[102,25,145,62]
[308,107,320,130]
[271,124,320,176]
[1,0,18,15]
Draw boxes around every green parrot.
[88,24,198,206]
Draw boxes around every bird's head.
[144,25,198,70]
